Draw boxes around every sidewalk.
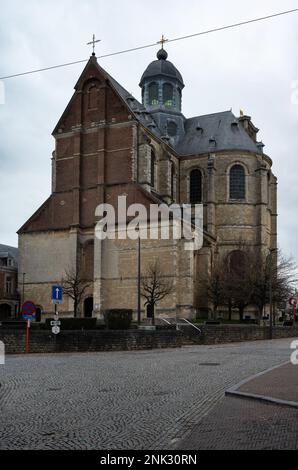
[226,362,298,408]
[176,362,298,450]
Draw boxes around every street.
[0,339,295,450]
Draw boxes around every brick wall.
[182,325,298,345]
[0,330,183,355]
[1,326,298,355]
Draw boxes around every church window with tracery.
[190,169,202,204]
[230,164,246,200]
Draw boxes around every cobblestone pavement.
[177,396,298,450]
[0,339,295,450]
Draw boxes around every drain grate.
[199,363,221,367]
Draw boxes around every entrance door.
[84,297,94,318]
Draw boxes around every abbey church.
[18,46,277,320]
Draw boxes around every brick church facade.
[18,47,277,320]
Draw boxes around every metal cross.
[157,34,168,49]
[87,34,101,56]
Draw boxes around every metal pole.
[137,232,141,326]
[269,250,275,340]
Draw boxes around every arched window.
[190,169,202,204]
[163,83,174,107]
[149,83,159,105]
[151,150,156,187]
[230,164,246,200]
[167,121,177,137]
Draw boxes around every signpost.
[51,286,63,305]
[289,297,298,322]
[51,286,63,339]
[52,326,60,335]
[21,301,36,353]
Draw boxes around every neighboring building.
[0,244,19,319]
[18,48,277,320]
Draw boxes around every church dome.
[139,49,184,88]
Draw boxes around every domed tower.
[139,48,185,143]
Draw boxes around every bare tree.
[207,259,227,319]
[251,250,298,320]
[61,267,91,318]
[207,243,298,322]
[141,262,174,325]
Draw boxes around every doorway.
[84,297,94,318]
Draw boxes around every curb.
[225,361,298,410]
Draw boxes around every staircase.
[158,317,202,345]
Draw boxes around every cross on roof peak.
[87,34,101,56]
[157,34,168,50]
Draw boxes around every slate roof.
[104,58,262,156]
[0,244,18,261]
[139,56,184,88]
[175,111,261,155]
[108,71,262,156]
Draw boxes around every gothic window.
[151,150,156,187]
[190,169,202,204]
[88,85,98,109]
[149,83,159,105]
[163,83,174,107]
[230,164,246,200]
[167,121,177,137]
[177,88,182,110]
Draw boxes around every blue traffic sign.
[52,285,63,304]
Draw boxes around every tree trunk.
[74,300,78,318]
[151,303,155,326]
[239,306,244,322]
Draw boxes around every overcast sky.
[1,0,298,260]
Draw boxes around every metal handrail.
[180,318,202,334]
[160,318,172,325]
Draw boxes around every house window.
[230,165,246,200]
[163,83,174,107]
[151,150,156,187]
[6,277,12,294]
[167,121,177,137]
[190,169,202,204]
[149,83,159,105]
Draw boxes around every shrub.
[104,310,133,330]
[45,317,97,330]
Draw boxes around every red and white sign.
[289,297,298,307]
